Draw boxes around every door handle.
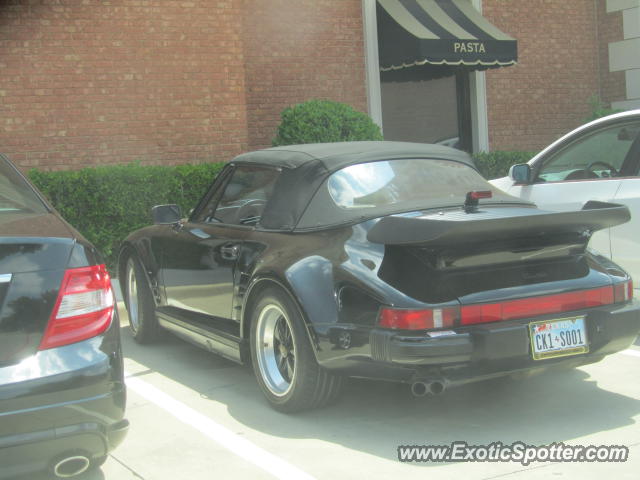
[220,244,239,261]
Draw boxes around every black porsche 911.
[119,142,640,413]
[0,154,128,478]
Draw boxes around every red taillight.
[378,282,633,330]
[39,264,114,350]
[460,284,629,326]
[613,279,633,303]
[378,307,459,330]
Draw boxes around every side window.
[192,166,233,224]
[197,165,279,226]
[535,122,640,183]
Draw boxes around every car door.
[159,164,280,330]
[610,135,640,289]
[499,120,640,261]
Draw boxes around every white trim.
[607,0,640,13]
[381,59,516,71]
[612,98,640,109]
[470,0,489,153]
[622,6,640,39]
[609,37,640,71]
[626,69,640,99]
[471,1,483,19]
[0,273,11,284]
[470,70,489,152]
[362,0,383,131]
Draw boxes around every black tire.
[249,287,344,413]
[124,255,160,344]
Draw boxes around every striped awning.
[377,0,517,71]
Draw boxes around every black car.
[0,154,128,478]
[119,142,640,412]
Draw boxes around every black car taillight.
[39,264,114,350]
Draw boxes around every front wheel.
[250,288,343,412]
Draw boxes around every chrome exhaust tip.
[410,381,429,397]
[410,380,446,397]
[52,455,91,478]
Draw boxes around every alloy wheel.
[255,303,296,397]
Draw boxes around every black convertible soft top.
[229,141,506,231]
[232,141,475,171]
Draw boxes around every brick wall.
[0,0,367,170]
[0,0,251,170]
[242,0,367,150]
[482,0,602,152]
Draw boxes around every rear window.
[297,158,521,229]
[328,159,493,209]
[0,157,47,214]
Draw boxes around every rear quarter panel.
[240,222,429,365]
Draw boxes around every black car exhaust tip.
[52,455,91,478]
[411,380,446,397]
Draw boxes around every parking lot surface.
[28,302,640,480]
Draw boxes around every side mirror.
[509,164,531,185]
[152,204,182,224]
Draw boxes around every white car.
[491,110,640,292]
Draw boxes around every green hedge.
[272,99,383,146]
[28,162,225,272]
[472,151,536,180]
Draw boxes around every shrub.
[472,151,536,180]
[28,162,225,273]
[584,94,622,123]
[272,99,383,146]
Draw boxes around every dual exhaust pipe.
[410,380,446,397]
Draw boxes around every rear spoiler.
[367,201,630,247]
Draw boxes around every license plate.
[529,316,588,360]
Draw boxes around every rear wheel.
[124,255,159,344]
[250,287,344,412]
